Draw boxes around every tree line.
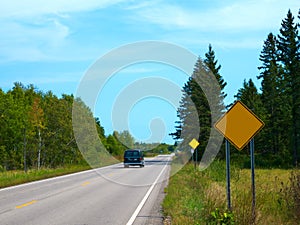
[171,9,300,168]
[0,83,84,171]
[0,83,172,171]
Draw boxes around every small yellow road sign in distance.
[214,101,264,150]
[189,138,199,149]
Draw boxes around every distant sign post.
[215,101,264,217]
[189,139,199,169]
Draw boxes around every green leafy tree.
[152,143,170,154]
[106,133,125,157]
[6,83,32,170]
[114,130,135,149]
[0,88,10,170]
[0,84,114,170]
[29,97,45,170]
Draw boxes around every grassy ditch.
[163,160,299,225]
[0,165,91,188]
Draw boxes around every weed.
[279,169,300,223]
[207,208,235,225]
[163,161,294,225]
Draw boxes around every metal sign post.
[250,138,256,223]
[190,148,195,169]
[195,147,198,168]
[189,139,199,170]
[225,139,232,211]
[214,101,264,214]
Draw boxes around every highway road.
[0,155,172,225]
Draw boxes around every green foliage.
[151,143,171,154]
[106,133,125,157]
[257,32,288,159]
[114,130,135,149]
[0,83,139,171]
[208,208,235,225]
[170,9,300,169]
[277,9,300,166]
[233,79,267,156]
[231,9,300,168]
[172,45,226,161]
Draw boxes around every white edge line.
[0,155,169,192]
[126,156,170,225]
[0,162,123,192]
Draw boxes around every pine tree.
[204,44,227,101]
[234,79,263,113]
[277,9,300,166]
[171,45,226,162]
[257,33,283,154]
[234,79,266,153]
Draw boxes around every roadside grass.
[0,164,91,189]
[0,151,125,189]
[163,160,298,225]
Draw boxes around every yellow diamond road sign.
[214,101,264,150]
[189,138,199,149]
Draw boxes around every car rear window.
[124,150,140,157]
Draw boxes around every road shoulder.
[133,164,171,225]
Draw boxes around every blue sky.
[0,0,299,144]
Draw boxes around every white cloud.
[0,17,70,62]
[132,0,299,31]
[0,0,126,18]
[0,0,130,62]
[1,0,299,63]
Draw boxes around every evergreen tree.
[204,44,227,101]
[171,45,226,162]
[257,33,284,155]
[234,79,264,114]
[169,120,182,142]
[203,44,227,159]
[277,9,300,166]
[234,79,266,153]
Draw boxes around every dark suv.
[123,149,145,168]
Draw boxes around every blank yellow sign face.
[189,138,199,150]
[214,101,264,150]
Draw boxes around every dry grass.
[163,161,298,225]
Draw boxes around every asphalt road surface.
[0,155,172,225]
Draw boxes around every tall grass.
[163,160,298,225]
[0,165,91,188]
[279,170,300,223]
